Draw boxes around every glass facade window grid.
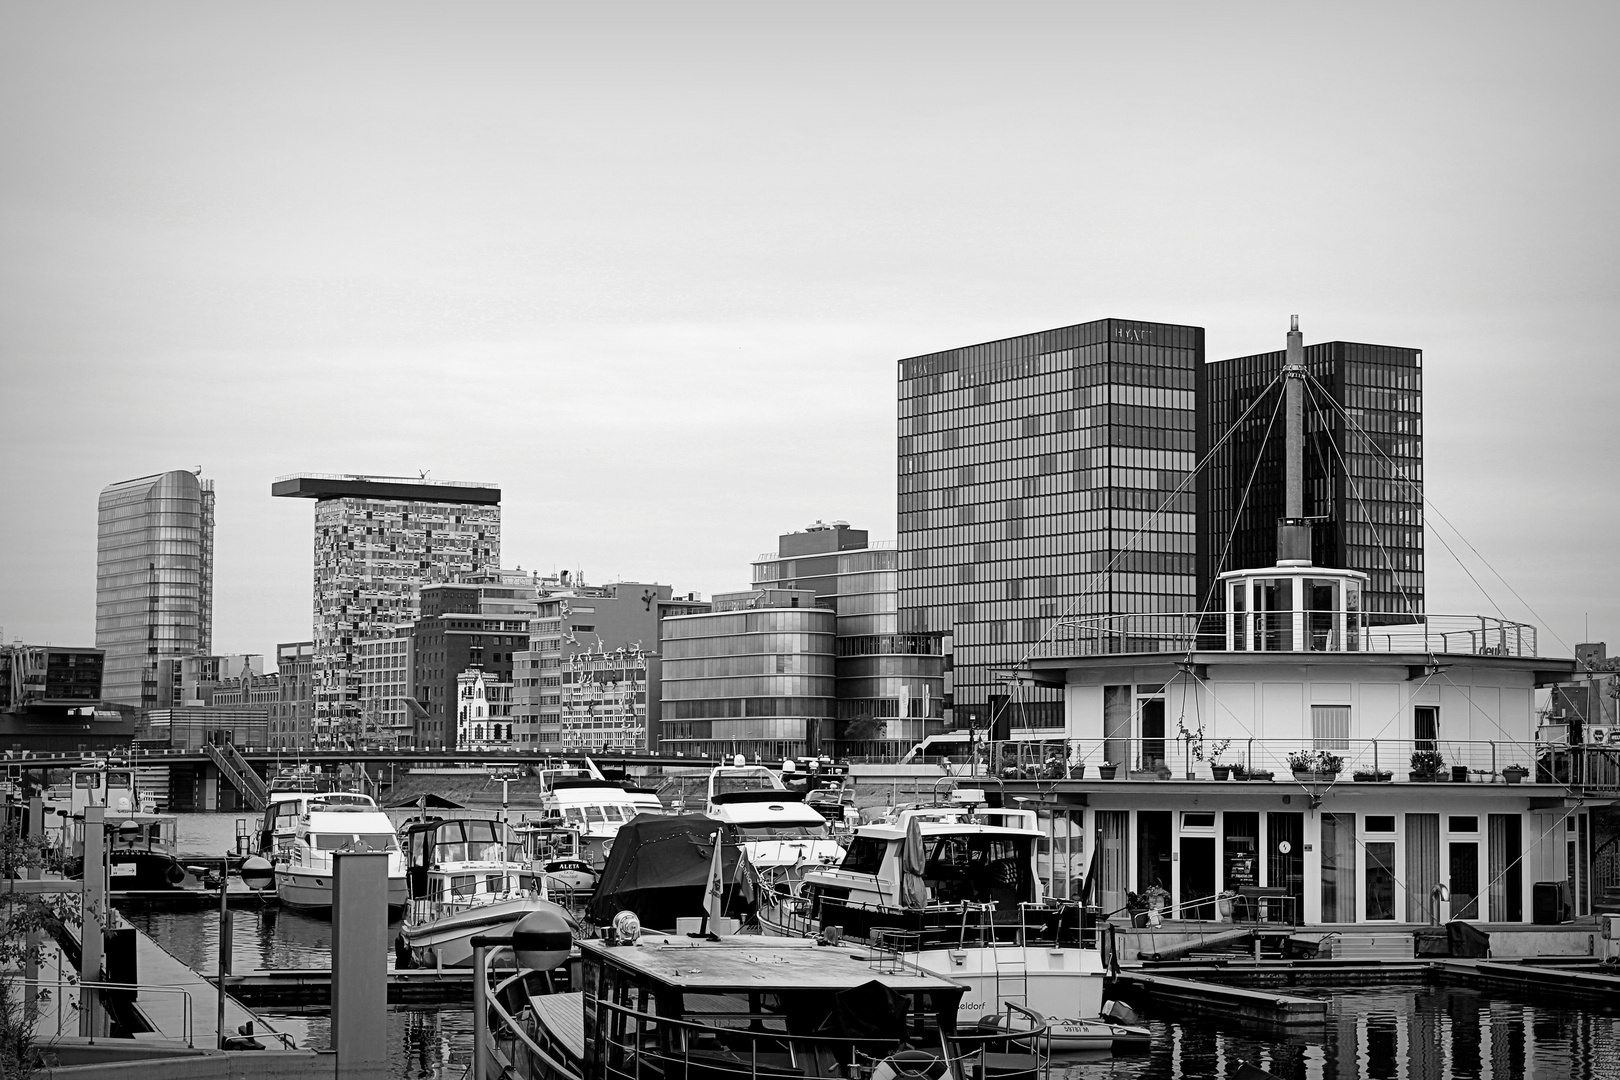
[1198,341,1423,619]
[745,540,945,748]
[95,471,216,710]
[897,319,1203,727]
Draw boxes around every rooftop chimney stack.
[1277,316,1313,565]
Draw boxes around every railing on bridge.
[202,742,267,811]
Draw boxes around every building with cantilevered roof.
[271,473,500,746]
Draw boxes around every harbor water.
[124,814,1620,1080]
[118,811,474,1079]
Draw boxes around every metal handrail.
[18,978,195,1047]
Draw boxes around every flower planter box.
[1247,770,1274,781]
[1097,766,1117,780]
[1451,766,1470,783]
[1073,764,1087,779]
[1211,765,1232,781]
[1410,771,1440,782]
[1292,769,1339,783]
[1503,768,1527,785]
[1352,771,1392,782]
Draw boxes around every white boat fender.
[870,1049,948,1080]
[512,908,573,971]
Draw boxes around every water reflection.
[1052,984,1620,1079]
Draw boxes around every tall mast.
[1277,315,1312,565]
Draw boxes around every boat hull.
[401,896,559,968]
[276,865,407,911]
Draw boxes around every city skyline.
[2,4,1616,663]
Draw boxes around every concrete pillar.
[332,851,388,1080]
[79,805,107,1038]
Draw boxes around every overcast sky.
[2,2,1615,663]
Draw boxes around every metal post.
[25,797,43,1016]
[79,805,106,1038]
[216,852,231,1049]
[332,851,388,1080]
[472,942,489,1080]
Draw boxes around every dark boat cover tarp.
[1447,920,1491,958]
[587,813,737,928]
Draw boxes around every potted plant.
[1097,761,1118,780]
[1247,767,1274,781]
[1352,768,1393,782]
[1288,750,1343,781]
[1451,764,1470,783]
[1073,761,1087,779]
[1211,761,1233,781]
[1229,762,1248,780]
[1143,883,1171,925]
[1502,763,1529,784]
[1410,749,1445,781]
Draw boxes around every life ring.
[870,1049,948,1080]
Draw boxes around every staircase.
[203,741,269,811]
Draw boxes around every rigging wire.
[1013,371,1287,670]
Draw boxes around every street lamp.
[186,854,274,1048]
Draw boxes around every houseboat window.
[584,806,607,824]
[486,873,506,893]
[1366,841,1397,920]
[1321,814,1357,923]
[1365,816,1395,834]
[314,832,398,852]
[1415,706,1439,751]
[562,808,585,824]
[106,772,131,789]
[1449,817,1479,834]
[601,805,625,822]
[841,836,889,874]
[448,874,478,898]
[75,773,99,788]
[1181,813,1216,832]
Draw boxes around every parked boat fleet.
[43,755,1152,1072]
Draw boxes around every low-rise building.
[269,641,315,750]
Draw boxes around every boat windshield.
[313,832,399,852]
[712,767,785,796]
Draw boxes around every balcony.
[1030,612,1539,660]
[984,736,1620,792]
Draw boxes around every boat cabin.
[258,790,378,858]
[580,935,968,1079]
[403,816,525,900]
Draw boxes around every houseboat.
[994,321,1584,935]
[480,926,1045,1080]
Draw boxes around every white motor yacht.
[275,796,407,912]
[704,759,845,893]
[757,790,1148,1053]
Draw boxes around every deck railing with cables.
[1032,611,1539,659]
[985,736,1620,790]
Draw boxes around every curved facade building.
[96,470,215,710]
[659,602,836,760]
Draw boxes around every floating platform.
[1111,968,1328,1027]
[221,967,475,1007]
[1438,958,1620,1002]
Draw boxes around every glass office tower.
[897,318,1203,734]
[96,470,215,709]
[1198,340,1423,618]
